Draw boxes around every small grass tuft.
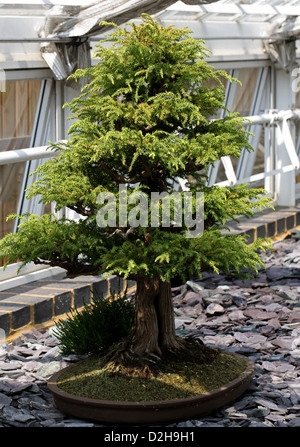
[52,291,134,356]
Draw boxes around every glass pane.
[0,79,42,266]
[230,68,260,117]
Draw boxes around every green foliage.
[0,213,120,275]
[52,292,134,356]
[102,228,269,283]
[0,14,273,282]
[201,184,273,228]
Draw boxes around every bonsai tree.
[0,15,271,362]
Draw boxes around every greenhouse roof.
[1,0,300,72]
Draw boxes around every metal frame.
[214,110,300,207]
[165,1,300,19]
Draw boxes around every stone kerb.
[0,274,130,342]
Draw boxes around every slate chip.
[0,361,21,371]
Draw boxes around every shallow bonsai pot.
[47,351,254,425]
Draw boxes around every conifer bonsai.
[0,15,271,364]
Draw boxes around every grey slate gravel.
[0,233,299,427]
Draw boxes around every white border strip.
[0,263,65,291]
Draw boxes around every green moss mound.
[57,344,247,402]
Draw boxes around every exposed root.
[101,338,163,378]
[101,336,216,379]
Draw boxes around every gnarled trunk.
[129,276,182,357]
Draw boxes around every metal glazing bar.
[277,118,300,169]
[0,145,63,166]
[206,68,235,187]
[264,123,274,194]
[220,156,237,186]
[216,163,298,188]
[242,109,300,126]
[0,38,74,43]
[0,36,295,43]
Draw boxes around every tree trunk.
[157,279,181,352]
[129,276,182,357]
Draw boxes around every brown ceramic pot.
[47,352,254,425]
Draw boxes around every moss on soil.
[57,344,248,402]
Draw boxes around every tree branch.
[98,160,125,184]
[67,203,94,217]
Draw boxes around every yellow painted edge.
[0,292,55,298]
[70,289,74,308]
[0,299,50,305]
[29,304,34,325]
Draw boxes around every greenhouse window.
[0,79,42,266]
